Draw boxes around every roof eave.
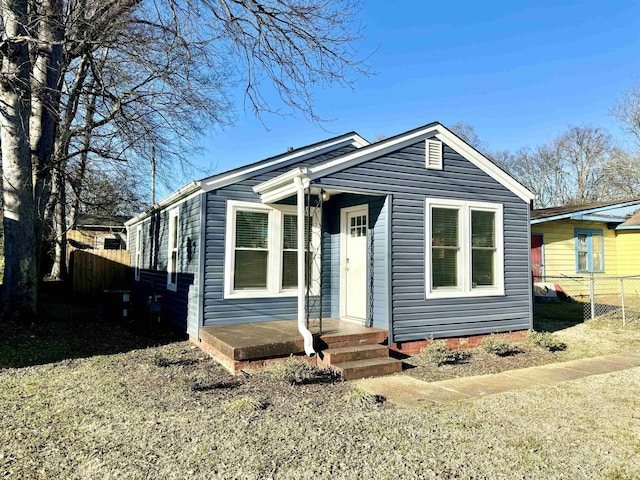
[200,133,368,193]
[531,199,640,224]
[305,122,535,203]
[125,181,201,227]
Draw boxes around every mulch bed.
[403,343,562,382]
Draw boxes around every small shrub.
[152,352,170,367]
[344,387,385,407]
[420,340,470,365]
[271,357,325,385]
[226,395,268,415]
[526,330,567,352]
[480,336,521,356]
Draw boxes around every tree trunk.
[1,0,37,320]
[48,164,66,280]
[30,0,64,280]
[69,86,97,229]
[47,55,89,279]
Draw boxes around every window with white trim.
[224,200,320,298]
[167,209,179,291]
[575,229,604,273]
[134,225,142,281]
[425,199,504,299]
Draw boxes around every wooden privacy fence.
[70,249,131,296]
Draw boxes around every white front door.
[341,205,368,323]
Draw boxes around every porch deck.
[198,318,388,364]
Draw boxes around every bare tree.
[555,125,612,204]
[449,121,488,152]
[613,84,640,147]
[0,0,367,316]
[1,0,38,319]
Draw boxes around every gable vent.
[426,139,443,170]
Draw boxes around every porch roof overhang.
[252,167,310,203]
[253,167,382,204]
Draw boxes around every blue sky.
[178,0,640,194]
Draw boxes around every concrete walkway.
[355,352,640,409]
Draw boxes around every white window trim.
[134,225,142,281]
[167,208,179,292]
[224,200,321,299]
[425,198,504,299]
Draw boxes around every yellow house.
[531,200,640,294]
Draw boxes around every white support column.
[294,177,316,357]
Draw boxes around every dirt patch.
[404,344,560,382]
[403,307,640,383]
[1,306,640,479]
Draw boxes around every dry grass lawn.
[1,302,640,479]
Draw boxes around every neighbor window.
[134,225,142,281]
[224,200,320,298]
[575,229,604,273]
[425,199,504,299]
[167,209,179,291]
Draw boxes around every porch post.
[294,176,316,357]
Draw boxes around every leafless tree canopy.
[0,0,368,316]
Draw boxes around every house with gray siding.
[126,122,535,376]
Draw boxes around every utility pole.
[151,146,156,205]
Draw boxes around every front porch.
[194,319,402,378]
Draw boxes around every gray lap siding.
[132,195,201,336]
[203,146,357,327]
[314,142,532,342]
[321,193,389,329]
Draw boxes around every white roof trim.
[253,167,308,194]
[433,126,535,202]
[125,182,202,227]
[200,133,368,192]
[308,125,440,178]
[306,123,535,203]
[253,168,310,204]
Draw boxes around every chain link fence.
[534,275,640,326]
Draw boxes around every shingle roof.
[530,199,638,220]
[76,214,131,227]
[620,209,640,226]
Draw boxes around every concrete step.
[317,327,388,350]
[331,357,403,381]
[317,344,389,368]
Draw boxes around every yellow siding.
[531,220,618,278]
[615,231,640,276]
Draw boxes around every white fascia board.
[307,123,536,204]
[308,125,440,179]
[125,182,201,227]
[260,184,300,204]
[253,167,307,195]
[201,134,368,192]
[433,127,536,203]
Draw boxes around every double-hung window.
[426,198,504,299]
[575,229,604,273]
[234,210,270,290]
[134,225,142,281]
[225,201,320,298]
[167,209,179,291]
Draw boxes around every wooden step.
[317,344,388,368]
[330,357,403,381]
